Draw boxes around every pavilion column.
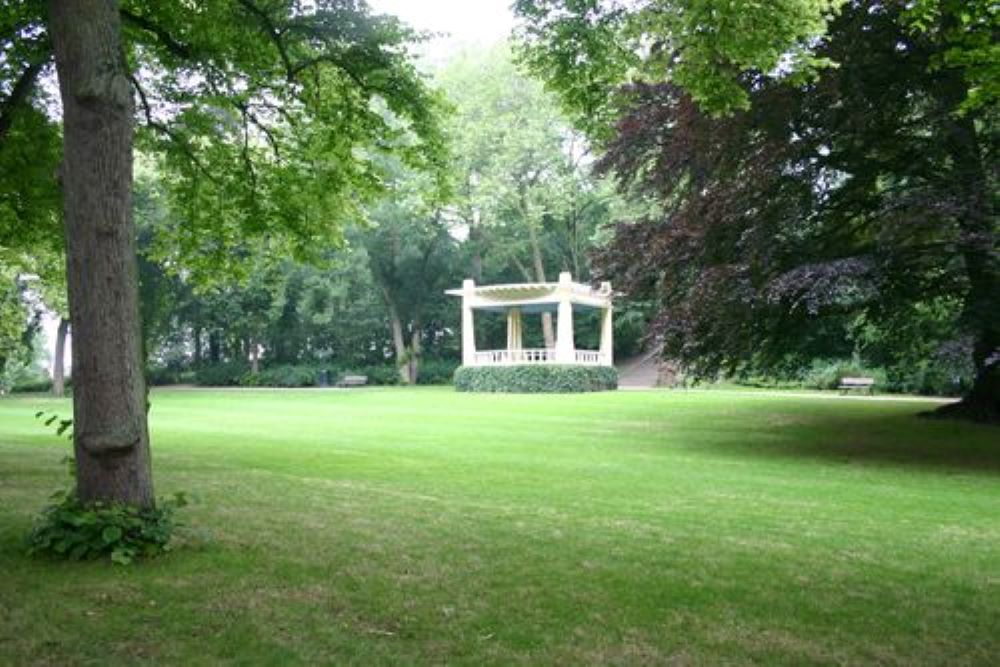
[600,304,613,365]
[462,279,476,366]
[506,307,523,354]
[555,271,575,363]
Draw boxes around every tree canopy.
[0,0,454,506]
[517,0,998,418]
[514,0,846,135]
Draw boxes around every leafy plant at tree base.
[454,365,618,393]
[28,485,189,565]
[27,421,189,565]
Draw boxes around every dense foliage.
[514,0,845,134]
[127,47,628,387]
[27,453,188,565]
[517,0,998,419]
[28,487,188,565]
[454,364,618,393]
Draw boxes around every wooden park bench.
[838,377,875,395]
[336,374,368,388]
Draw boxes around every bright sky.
[368,0,517,60]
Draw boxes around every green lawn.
[1,388,998,665]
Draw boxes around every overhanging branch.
[120,9,194,59]
[0,58,49,144]
[128,73,219,184]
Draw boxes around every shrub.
[193,362,249,386]
[147,365,183,386]
[6,361,55,393]
[245,364,319,388]
[28,489,188,565]
[884,361,969,397]
[800,360,887,391]
[454,365,618,393]
[27,455,188,565]
[417,359,460,385]
[11,377,54,393]
[3,359,50,393]
[356,365,401,386]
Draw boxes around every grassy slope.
[0,388,997,665]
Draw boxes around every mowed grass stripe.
[0,388,997,665]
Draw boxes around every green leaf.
[110,548,133,566]
[69,543,90,561]
[102,526,123,543]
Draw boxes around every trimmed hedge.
[454,364,618,393]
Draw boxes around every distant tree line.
[1,45,629,393]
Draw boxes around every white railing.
[474,348,554,365]
[472,349,608,366]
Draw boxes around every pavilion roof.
[446,276,612,312]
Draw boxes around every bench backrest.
[840,377,875,386]
[340,375,368,385]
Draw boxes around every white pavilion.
[446,272,613,367]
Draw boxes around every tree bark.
[529,224,556,348]
[932,67,999,422]
[467,207,484,283]
[208,331,220,362]
[408,324,421,385]
[387,303,410,384]
[193,326,202,366]
[49,0,155,507]
[249,338,259,375]
[52,317,69,397]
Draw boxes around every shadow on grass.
[690,406,1000,475]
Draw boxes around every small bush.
[3,360,51,393]
[417,359,460,385]
[193,362,249,386]
[147,365,183,386]
[884,362,969,397]
[454,365,618,393]
[28,489,188,565]
[11,377,54,393]
[356,365,401,386]
[245,364,319,387]
[800,360,887,391]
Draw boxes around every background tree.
[438,45,619,347]
[0,0,447,507]
[519,0,998,418]
[358,168,459,384]
[514,0,846,134]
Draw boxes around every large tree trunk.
[192,326,202,366]
[408,324,421,385]
[529,225,556,348]
[52,317,69,397]
[50,0,154,507]
[469,227,484,283]
[387,302,410,384]
[208,331,220,362]
[249,338,260,375]
[932,69,999,422]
